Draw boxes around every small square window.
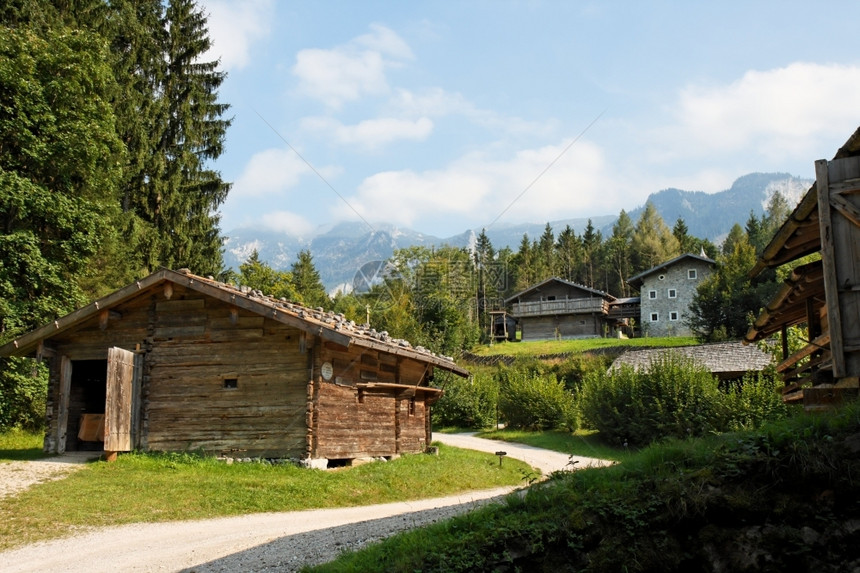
[669,311,679,321]
[688,269,697,279]
[223,378,238,389]
[650,313,659,322]
[648,290,657,299]
[668,289,677,298]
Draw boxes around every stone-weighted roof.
[610,341,773,377]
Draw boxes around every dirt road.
[0,434,610,572]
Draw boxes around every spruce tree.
[291,250,330,309]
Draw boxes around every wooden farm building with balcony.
[745,126,860,410]
[0,269,468,466]
[505,278,617,341]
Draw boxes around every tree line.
[0,0,229,342]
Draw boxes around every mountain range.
[222,172,811,292]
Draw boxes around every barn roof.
[749,125,860,277]
[504,277,614,304]
[610,342,773,378]
[0,268,469,377]
[627,253,716,289]
[745,260,825,343]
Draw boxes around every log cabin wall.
[312,340,433,459]
[142,286,309,457]
[520,314,604,340]
[45,283,310,457]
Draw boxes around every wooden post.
[57,356,72,454]
[816,159,846,377]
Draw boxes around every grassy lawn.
[470,336,699,357]
[0,443,530,551]
[476,428,630,463]
[0,429,47,462]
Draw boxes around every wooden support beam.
[776,333,830,373]
[816,159,847,378]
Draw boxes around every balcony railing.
[511,298,608,317]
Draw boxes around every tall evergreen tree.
[631,202,680,272]
[581,219,602,288]
[555,225,581,283]
[144,0,231,275]
[536,223,556,279]
[607,210,634,296]
[291,250,329,309]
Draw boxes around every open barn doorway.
[66,360,107,451]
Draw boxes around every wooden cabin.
[745,127,860,409]
[506,278,615,341]
[0,269,469,465]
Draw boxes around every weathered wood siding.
[312,342,433,458]
[817,157,860,379]
[520,314,604,341]
[143,289,309,457]
[46,283,310,457]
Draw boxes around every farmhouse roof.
[504,277,615,304]
[0,268,469,376]
[627,253,716,289]
[610,342,773,378]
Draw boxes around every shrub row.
[434,352,788,447]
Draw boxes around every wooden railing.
[511,298,608,316]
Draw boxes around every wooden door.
[105,347,135,452]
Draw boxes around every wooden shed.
[745,127,860,409]
[0,269,469,464]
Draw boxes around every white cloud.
[259,210,316,236]
[300,116,434,149]
[335,138,609,227]
[391,88,555,137]
[231,149,312,198]
[667,62,860,161]
[201,0,273,71]
[292,25,412,108]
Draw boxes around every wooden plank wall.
[143,287,309,457]
[818,157,860,379]
[312,343,432,458]
[49,283,310,457]
[521,315,603,341]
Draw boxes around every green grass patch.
[476,428,630,463]
[311,402,860,572]
[471,336,698,357]
[0,429,47,461]
[0,444,530,551]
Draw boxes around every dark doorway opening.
[67,360,107,451]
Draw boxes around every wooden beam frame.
[816,159,846,377]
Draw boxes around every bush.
[550,353,612,393]
[498,369,577,432]
[0,357,48,432]
[432,371,499,429]
[721,370,788,431]
[579,353,723,447]
[580,353,790,448]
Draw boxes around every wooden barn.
[506,278,615,341]
[0,269,468,464]
[745,127,860,409]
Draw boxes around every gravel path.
[0,435,611,572]
[0,452,98,499]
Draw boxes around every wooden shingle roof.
[504,277,614,304]
[0,268,469,376]
[610,342,773,378]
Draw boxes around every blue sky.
[201,1,860,239]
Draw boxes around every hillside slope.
[316,403,860,572]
